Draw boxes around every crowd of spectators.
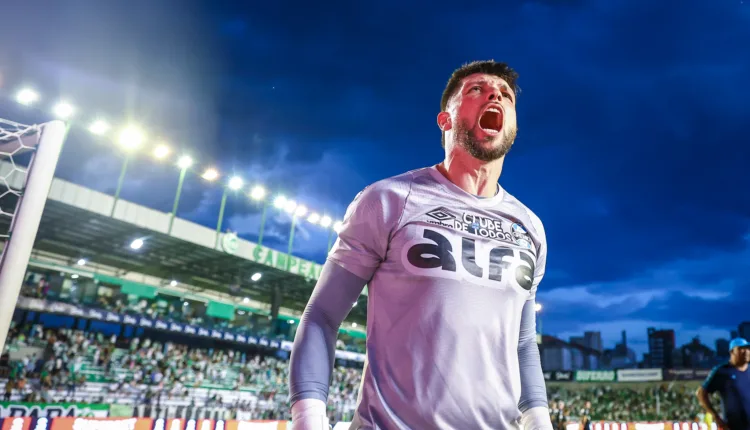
[1,323,360,422]
[22,275,273,335]
[21,273,366,354]
[2,322,714,424]
[2,324,87,403]
[6,275,715,425]
[547,383,707,423]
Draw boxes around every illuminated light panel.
[202,168,219,181]
[153,144,171,159]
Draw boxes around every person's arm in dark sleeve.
[697,366,725,428]
[288,262,367,429]
[288,180,409,429]
[288,261,367,404]
[517,299,552,430]
[518,212,551,430]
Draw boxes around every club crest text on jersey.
[424,207,533,248]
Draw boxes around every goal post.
[0,119,67,352]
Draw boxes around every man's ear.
[437,111,452,132]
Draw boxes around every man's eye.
[471,86,481,92]
[502,92,512,99]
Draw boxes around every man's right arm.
[696,366,724,428]
[288,180,409,428]
[288,262,369,403]
[288,262,368,428]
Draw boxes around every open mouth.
[479,107,503,134]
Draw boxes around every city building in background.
[540,335,600,371]
[584,331,603,353]
[716,338,730,359]
[648,328,676,369]
[739,321,750,340]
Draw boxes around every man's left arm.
[518,299,552,430]
[518,215,552,430]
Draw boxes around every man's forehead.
[460,73,512,90]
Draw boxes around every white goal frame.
[0,119,66,352]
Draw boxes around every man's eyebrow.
[464,79,487,88]
[464,79,512,94]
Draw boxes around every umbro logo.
[426,208,454,222]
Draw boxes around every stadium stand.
[0,269,721,426]
[2,316,719,425]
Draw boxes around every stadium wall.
[0,418,720,430]
[0,418,294,430]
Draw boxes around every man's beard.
[454,119,517,162]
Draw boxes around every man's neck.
[439,150,504,198]
[730,358,748,371]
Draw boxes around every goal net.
[0,118,66,352]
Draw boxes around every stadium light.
[250,185,266,201]
[16,88,39,105]
[307,213,320,224]
[71,274,80,279]
[273,195,287,209]
[201,168,219,181]
[76,258,87,266]
[7,83,347,259]
[118,126,145,151]
[243,297,250,303]
[170,280,178,287]
[289,319,295,324]
[228,176,243,190]
[112,127,144,216]
[215,177,243,247]
[251,272,262,282]
[294,205,307,218]
[53,101,75,119]
[88,120,110,135]
[177,155,193,169]
[535,303,543,313]
[284,200,297,214]
[153,144,171,160]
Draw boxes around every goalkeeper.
[289,60,552,430]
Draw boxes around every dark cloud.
[628,289,750,329]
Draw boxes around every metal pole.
[257,199,268,246]
[215,188,229,248]
[538,316,543,344]
[326,229,335,253]
[110,155,130,216]
[167,168,188,235]
[286,216,297,270]
[0,121,67,353]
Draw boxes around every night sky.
[1,0,748,358]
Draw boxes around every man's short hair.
[440,60,520,147]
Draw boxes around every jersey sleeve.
[528,212,547,301]
[702,365,723,393]
[328,179,409,281]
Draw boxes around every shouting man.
[289,60,551,430]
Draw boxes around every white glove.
[520,407,553,430]
[291,399,330,430]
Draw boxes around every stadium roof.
[0,161,368,325]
